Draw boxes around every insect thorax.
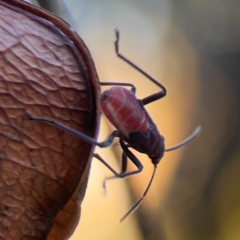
[128,121,165,165]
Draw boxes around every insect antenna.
[120,165,157,222]
[120,126,201,221]
[165,126,201,152]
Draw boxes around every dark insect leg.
[93,151,128,192]
[114,29,167,105]
[93,153,120,176]
[165,126,202,152]
[29,115,119,148]
[100,82,136,94]
[102,152,127,190]
[103,140,143,185]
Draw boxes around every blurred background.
[32,0,240,239]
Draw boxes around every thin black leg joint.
[114,29,167,106]
[100,82,136,94]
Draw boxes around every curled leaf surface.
[0,1,100,239]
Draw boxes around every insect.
[30,29,201,222]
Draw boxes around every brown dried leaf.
[0,1,100,239]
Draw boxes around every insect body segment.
[128,114,165,165]
[101,86,149,138]
[101,86,165,165]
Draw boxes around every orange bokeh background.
[34,0,240,239]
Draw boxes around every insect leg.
[93,151,128,193]
[29,115,119,148]
[100,82,136,94]
[165,126,202,152]
[103,140,143,187]
[114,29,167,105]
[93,153,120,176]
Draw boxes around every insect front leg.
[102,139,144,190]
[29,115,119,148]
[114,29,167,105]
[93,152,127,194]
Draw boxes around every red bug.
[30,30,201,222]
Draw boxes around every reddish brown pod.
[0,0,100,239]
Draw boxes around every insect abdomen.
[101,87,149,138]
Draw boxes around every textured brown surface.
[0,1,100,239]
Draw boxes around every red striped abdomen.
[101,87,149,138]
